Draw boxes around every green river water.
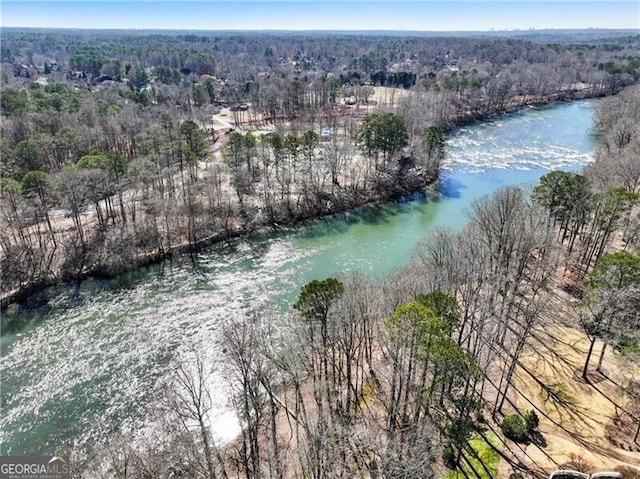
[0,99,598,455]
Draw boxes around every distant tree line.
[2,29,640,108]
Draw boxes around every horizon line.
[4,26,639,33]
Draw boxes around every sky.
[1,1,639,32]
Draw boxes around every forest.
[2,29,640,307]
[1,29,640,478]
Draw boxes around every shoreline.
[0,86,615,313]
[0,175,435,313]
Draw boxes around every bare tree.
[162,353,228,479]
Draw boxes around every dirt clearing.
[513,325,640,473]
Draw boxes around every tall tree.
[180,120,210,181]
[356,113,408,167]
[22,170,57,249]
[581,250,640,377]
[422,125,446,175]
[533,170,592,251]
[580,187,639,269]
[162,354,228,479]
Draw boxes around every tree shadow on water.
[298,217,352,238]
[438,176,467,199]
[361,204,392,225]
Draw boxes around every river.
[0,99,597,455]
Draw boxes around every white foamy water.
[0,236,314,454]
[445,100,596,173]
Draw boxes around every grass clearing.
[445,430,502,479]
[371,86,412,107]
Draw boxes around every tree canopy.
[356,113,409,163]
[293,277,344,324]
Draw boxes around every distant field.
[372,86,412,107]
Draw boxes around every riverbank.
[0,85,617,313]
[440,83,614,132]
[0,168,433,312]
